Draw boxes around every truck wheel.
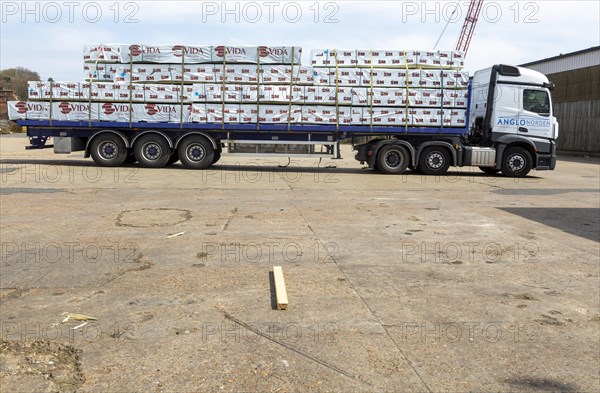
[90,134,128,167]
[419,146,451,175]
[134,135,171,168]
[501,147,532,177]
[479,166,500,175]
[377,144,409,174]
[178,136,215,169]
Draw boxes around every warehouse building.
[520,46,600,155]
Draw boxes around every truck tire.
[479,166,500,175]
[178,136,215,169]
[90,134,128,167]
[134,134,171,168]
[501,147,532,177]
[418,146,451,175]
[377,144,410,174]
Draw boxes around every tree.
[0,67,41,100]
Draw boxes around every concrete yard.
[0,133,598,392]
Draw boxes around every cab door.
[490,83,522,135]
[518,87,553,139]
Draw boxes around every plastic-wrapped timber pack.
[306,48,467,127]
[7,100,189,123]
[310,49,464,69]
[83,44,302,64]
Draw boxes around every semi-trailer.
[10,45,557,177]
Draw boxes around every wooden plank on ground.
[273,266,288,310]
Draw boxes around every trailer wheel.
[134,134,171,168]
[178,136,215,169]
[418,146,451,175]
[90,134,128,167]
[377,144,410,174]
[479,166,500,175]
[501,147,532,177]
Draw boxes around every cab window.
[523,89,550,116]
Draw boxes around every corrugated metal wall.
[525,49,600,75]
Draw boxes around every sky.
[1,0,599,81]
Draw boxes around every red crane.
[455,0,484,57]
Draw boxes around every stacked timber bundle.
[307,49,468,127]
[8,44,468,127]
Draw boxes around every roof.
[520,46,600,75]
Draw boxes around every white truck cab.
[469,64,558,175]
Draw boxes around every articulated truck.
[13,46,557,177]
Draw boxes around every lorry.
[17,64,557,177]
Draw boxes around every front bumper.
[536,141,557,170]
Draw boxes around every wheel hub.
[100,142,117,159]
[188,144,205,162]
[508,155,525,171]
[385,152,401,168]
[427,152,444,169]
[143,143,161,160]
